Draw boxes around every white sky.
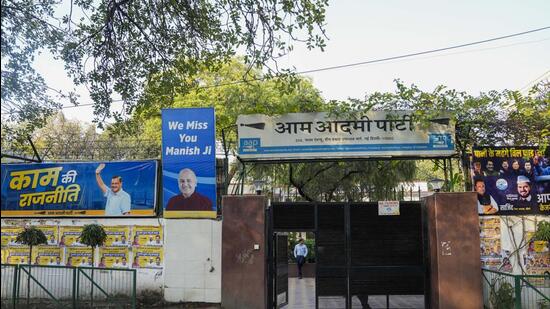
[33,0,550,124]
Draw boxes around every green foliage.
[533,221,550,242]
[15,226,48,247]
[79,224,107,249]
[489,281,515,309]
[2,0,329,128]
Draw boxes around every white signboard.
[378,200,400,216]
[237,111,455,161]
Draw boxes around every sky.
[32,0,550,124]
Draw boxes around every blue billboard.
[1,160,158,217]
[161,108,217,218]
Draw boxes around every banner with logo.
[161,108,217,218]
[98,247,130,268]
[131,226,163,247]
[132,247,163,269]
[65,247,93,267]
[37,226,59,246]
[1,160,158,217]
[104,226,130,247]
[59,226,84,247]
[6,247,30,264]
[471,146,550,215]
[33,246,63,266]
[1,226,23,246]
[237,111,456,161]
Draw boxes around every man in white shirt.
[96,163,131,216]
[293,238,308,279]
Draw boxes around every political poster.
[479,217,506,271]
[472,146,550,216]
[1,248,7,263]
[1,160,158,217]
[98,247,130,268]
[1,226,23,246]
[132,247,163,269]
[237,111,456,161]
[59,226,85,247]
[161,108,217,218]
[6,247,30,264]
[131,226,163,247]
[33,246,63,266]
[65,247,93,267]
[104,226,130,247]
[37,226,59,246]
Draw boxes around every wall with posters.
[479,215,549,277]
[1,217,223,303]
[1,218,165,293]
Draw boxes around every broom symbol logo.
[240,123,265,130]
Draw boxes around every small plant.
[16,226,47,306]
[78,224,107,308]
[16,226,48,264]
[78,223,107,266]
[489,281,514,309]
[533,221,550,242]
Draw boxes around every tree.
[15,226,47,306]
[79,224,107,266]
[78,223,107,307]
[16,226,48,265]
[1,0,329,128]
[343,79,550,190]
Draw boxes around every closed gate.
[268,202,427,309]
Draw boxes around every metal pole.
[448,158,454,192]
[72,267,77,309]
[514,276,521,309]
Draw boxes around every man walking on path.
[293,238,308,279]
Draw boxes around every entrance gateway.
[221,111,482,308]
[267,202,426,309]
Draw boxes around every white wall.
[163,219,221,303]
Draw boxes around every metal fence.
[482,268,550,309]
[1,264,136,309]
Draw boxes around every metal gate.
[268,202,427,309]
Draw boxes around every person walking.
[293,238,308,279]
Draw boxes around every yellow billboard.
[131,226,163,247]
[1,226,23,246]
[98,247,130,268]
[32,246,63,266]
[37,226,59,245]
[59,226,85,247]
[132,247,163,269]
[1,248,7,263]
[6,247,30,264]
[65,247,93,267]
[104,226,130,247]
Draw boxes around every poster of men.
[471,146,550,215]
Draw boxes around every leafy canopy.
[1,0,329,129]
[16,226,48,247]
[79,224,107,248]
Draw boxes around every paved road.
[284,278,425,309]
